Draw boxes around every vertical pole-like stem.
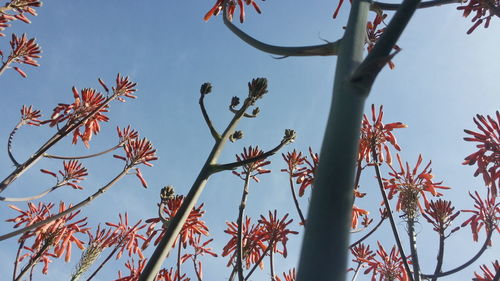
[269,247,275,281]
[431,233,445,281]
[408,217,421,281]
[296,0,370,280]
[236,174,252,281]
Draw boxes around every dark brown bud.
[200,82,212,95]
[231,96,240,108]
[160,185,175,202]
[248,78,268,102]
[283,129,296,144]
[229,130,243,142]
[252,107,260,116]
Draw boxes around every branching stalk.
[0,167,129,241]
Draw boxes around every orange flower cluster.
[20,105,41,126]
[204,0,263,23]
[7,33,41,77]
[7,202,88,274]
[232,146,271,182]
[462,190,500,243]
[363,242,410,281]
[0,0,41,36]
[458,0,500,34]
[40,160,88,190]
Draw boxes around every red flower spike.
[58,160,88,190]
[359,105,407,165]
[118,138,158,167]
[20,105,42,126]
[422,199,461,233]
[473,260,500,281]
[113,73,138,101]
[275,268,297,281]
[7,201,89,274]
[383,154,449,217]
[7,33,41,77]
[233,146,271,182]
[114,258,147,281]
[222,216,267,269]
[204,0,264,22]
[363,242,410,281]
[258,210,298,258]
[105,213,147,260]
[143,195,208,249]
[117,126,139,145]
[49,87,109,148]
[350,243,375,265]
[352,205,369,229]
[292,147,319,197]
[463,111,499,197]
[461,190,500,244]
[458,0,500,34]
[365,14,401,69]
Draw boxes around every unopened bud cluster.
[247,78,268,104]
[200,82,212,95]
[160,185,175,202]
[229,130,244,142]
[283,129,297,144]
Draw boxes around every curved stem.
[422,230,493,278]
[371,0,461,11]
[372,148,414,281]
[236,173,252,281]
[199,93,221,141]
[430,232,445,281]
[287,175,306,226]
[0,183,64,202]
[44,145,121,160]
[223,7,341,57]
[7,123,22,167]
[0,167,129,241]
[349,215,386,248]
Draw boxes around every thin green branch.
[0,168,129,241]
[430,232,445,281]
[371,0,461,11]
[0,182,64,202]
[44,145,121,160]
[199,93,221,141]
[422,230,494,278]
[223,8,342,57]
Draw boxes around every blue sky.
[0,1,498,280]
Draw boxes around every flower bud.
[252,107,260,116]
[230,96,240,108]
[229,130,243,142]
[248,78,268,101]
[283,129,296,144]
[200,82,212,95]
[160,185,175,202]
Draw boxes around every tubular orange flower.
[222,217,267,269]
[458,0,500,34]
[275,268,297,281]
[365,14,401,69]
[143,195,208,249]
[352,205,370,229]
[461,189,500,244]
[39,160,88,190]
[364,242,410,281]
[258,210,298,258]
[114,73,138,102]
[6,33,41,77]
[463,111,499,197]
[293,147,319,197]
[204,0,263,23]
[20,105,41,126]
[117,125,139,145]
[422,199,461,233]
[473,260,500,281]
[115,258,148,281]
[350,243,375,264]
[383,154,449,217]
[105,213,147,260]
[49,87,109,148]
[359,104,407,165]
[232,146,271,182]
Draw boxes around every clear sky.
[0,1,498,281]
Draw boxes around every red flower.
[50,87,109,148]
[222,217,267,269]
[115,258,147,281]
[350,243,375,264]
[40,160,88,190]
[8,202,89,273]
[117,125,139,145]
[293,147,319,197]
[275,268,296,281]
[364,242,410,281]
[258,210,298,258]
[421,199,461,233]
[383,154,449,217]
[155,267,189,281]
[359,105,407,165]
[463,111,499,197]
[7,33,41,77]
[113,73,138,102]
[458,0,500,34]
[473,260,500,281]
[461,189,500,244]
[105,213,147,260]
[20,105,42,126]
[232,146,271,182]
[365,14,401,69]
[352,205,370,229]
[143,195,208,249]
[204,0,263,23]
[115,138,158,167]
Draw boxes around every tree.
[0,0,498,280]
